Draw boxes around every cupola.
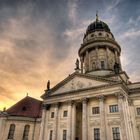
[78,13,122,76]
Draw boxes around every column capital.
[82,98,88,103]
[65,100,75,106]
[42,104,50,110]
[97,95,105,102]
[115,92,125,100]
[128,99,133,106]
[53,102,61,108]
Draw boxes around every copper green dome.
[86,19,111,34]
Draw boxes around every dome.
[86,20,111,34]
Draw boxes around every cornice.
[79,38,121,56]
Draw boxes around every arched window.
[22,125,30,140]
[8,124,15,139]
[101,61,105,69]
[92,62,96,70]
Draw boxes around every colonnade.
[39,93,132,140]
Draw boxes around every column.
[118,57,122,71]
[39,105,47,140]
[43,105,50,140]
[125,99,135,140]
[53,103,59,140]
[116,93,127,140]
[115,50,118,63]
[95,47,99,69]
[137,126,140,140]
[82,98,88,140]
[106,47,109,69]
[67,101,72,140]
[85,51,89,72]
[72,102,76,140]
[80,56,84,74]
[98,95,106,140]
[128,99,138,140]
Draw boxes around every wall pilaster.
[53,103,59,140]
[115,93,127,140]
[72,102,76,140]
[98,95,107,140]
[39,105,47,140]
[82,98,88,140]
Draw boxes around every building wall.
[1,117,41,140]
[41,93,140,140]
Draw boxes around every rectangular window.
[94,128,100,140]
[63,110,68,117]
[51,112,54,118]
[112,127,120,140]
[49,130,53,140]
[109,105,119,113]
[137,108,140,115]
[92,107,100,114]
[63,130,67,140]
[101,61,105,69]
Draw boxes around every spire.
[96,10,99,21]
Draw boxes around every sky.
[0,0,140,110]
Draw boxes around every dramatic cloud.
[0,0,140,110]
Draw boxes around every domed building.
[0,15,140,140]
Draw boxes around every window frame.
[8,124,16,139]
[101,61,105,69]
[109,105,119,113]
[92,107,100,115]
[51,112,55,118]
[49,130,53,140]
[112,127,120,140]
[63,130,67,140]
[136,107,140,115]
[22,125,30,140]
[94,128,100,140]
[63,110,68,117]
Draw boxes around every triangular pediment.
[44,73,116,97]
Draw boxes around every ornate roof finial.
[96,10,99,21]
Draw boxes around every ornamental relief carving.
[70,80,94,90]
[90,121,100,126]
[108,119,120,126]
[60,123,67,128]
[48,123,53,129]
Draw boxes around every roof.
[6,96,42,118]
[86,20,111,34]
